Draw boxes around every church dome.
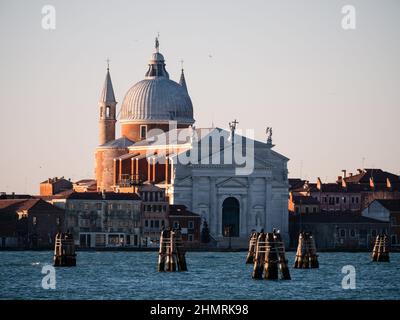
[120,78,194,123]
[119,40,194,125]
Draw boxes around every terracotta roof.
[344,169,400,184]
[0,199,63,213]
[169,205,200,217]
[66,192,141,201]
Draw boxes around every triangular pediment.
[216,177,248,188]
[174,175,193,187]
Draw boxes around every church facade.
[94,39,289,245]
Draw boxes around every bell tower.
[98,61,117,145]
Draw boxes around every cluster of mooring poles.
[158,228,188,272]
[248,230,291,280]
[294,231,319,269]
[372,234,390,262]
[53,231,76,267]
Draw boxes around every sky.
[0,0,399,194]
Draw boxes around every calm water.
[0,251,399,300]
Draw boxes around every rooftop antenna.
[300,160,303,179]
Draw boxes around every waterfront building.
[290,168,400,213]
[168,204,201,247]
[139,184,169,246]
[362,199,400,249]
[0,198,64,248]
[55,192,141,248]
[40,177,73,196]
[93,39,290,247]
[289,212,389,250]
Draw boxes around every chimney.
[386,178,392,189]
[370,177,375,188]
[317,177,322,190]
[337,176,342,182]
[357,169,363,174]
[349,173,353,177]
[342,170,347,178]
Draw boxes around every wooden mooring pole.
[372,234,390,262]
[158,228,188,272]
[246,232,258,264]
[53,231,76,267]
[251,230,290,280]
[294,231,319,269]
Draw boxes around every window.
[312,207,317,213]
[84,203,89,210]
[295,207,299,214]
[371,229,377,237]
[96,203,102,210]
[188,234,194,242]
[155,192,158,201]
[339,229,346,238]
[155,220,160,229]
[336,197,339,204]
[147,205,151,212]
[391,235,397,245]
[173,221,179,229]
[144,192,148,202]
[391,216,397,226]
[305,207,309,214]
[106,106,111,117]
[140,125,147,139]
[150,220,154,228]
[144,220,148,228]
[355,197,359,204]
[343,197,346,203]
[158,205,162,212]
[188,221,194,229]
[161,220,165,227]
[351,197,355,204]
[32,217,37,225]
[350,229,356,238]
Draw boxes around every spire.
[179,59,188,94]
[100,61,116,103]
[179,69,188,94]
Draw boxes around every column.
[113,159,117,187]
[118,159,122,185]
[147,158,151,182]
[152,157,156,182]
[165,157,169,186]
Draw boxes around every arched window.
[106,106,111,117]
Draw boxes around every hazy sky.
[0,0,399,194]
